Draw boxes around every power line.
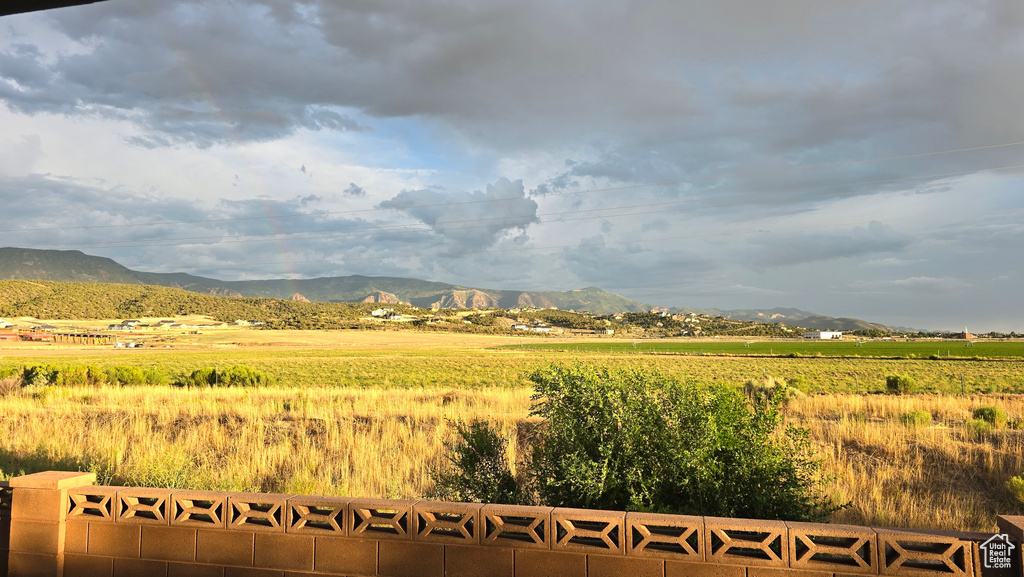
[2,139,1023,234]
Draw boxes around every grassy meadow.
[1,332,1023,531]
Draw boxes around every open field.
[3,342,1024,392]
[0,385,1020,531]
[2,330,1023,531]
[498,339,1024,359]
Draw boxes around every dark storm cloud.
[2,0,1022,176]
[560,235,716,290]
[747,221,911,267]
[378,177,538,248]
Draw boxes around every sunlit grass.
[0,385,1021,531]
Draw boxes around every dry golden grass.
[0,386,1020,531]
[0,385,530,499]
[788,394,1024,531]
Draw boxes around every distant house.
[803,331,843,339]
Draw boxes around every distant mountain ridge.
[0,247,896,330]
[0,248,652,315]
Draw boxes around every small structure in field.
[803,330,843,339]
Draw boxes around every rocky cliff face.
[290,293,310,302]
[430,290,500,309]
[361,291,403,304]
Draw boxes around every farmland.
[499,339,1024,359]
[0,329,1022,532]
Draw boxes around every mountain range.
[0,247,894,331]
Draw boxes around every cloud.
[560,235,715,290]
[378,177,538,248]
[343,183,365,197]
[849,276,972,296]
[748,221,911,267]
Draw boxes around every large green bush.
[433,364,841,521]
[176,365,275,387]
[885,374,917,395]
[973,406,1008,429]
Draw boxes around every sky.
[1,1,1023,331]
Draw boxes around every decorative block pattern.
[551,507,625,555]
[481,504,552,549]
[171,491,235,529]
[349,497,414,540]
[788,522,876,574]
[413,501,481,543]
[117,488,175,525]
[228,493,291,533]
[626,511,703,560]
[705,517,788,567]
[286,496,349,536]
[878,529,973,577]
[68,486,118,523]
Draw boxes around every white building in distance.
[803,330,843,339]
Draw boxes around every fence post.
[7,471,97,577]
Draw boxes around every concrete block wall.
[1,471,1010,577]
[1,480,12,577]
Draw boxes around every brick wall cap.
[286,495,352,504]
[481,504,554,514]
[172,490,237,499]
[350,497,417,508]
[873,527,972,539]
[996,515,1024,542]
[705,516,788,528]
[626,511,704,524]
[228,492,294,501]
[9,471,96,489]
[413,500,483,512]
[552,507,627,518]
[117,487,179,497]
[786,521,876,533]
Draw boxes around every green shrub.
[430,420,524,504]
[1008,475,1024,504]
[525,364,840,521]
[900,410,932,427]
[22,365,58,387]
[973,406,1008,429]
[106,366,146,386]
[966,418,993,437]
[176,365,274,387]
[885,374,917,395]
